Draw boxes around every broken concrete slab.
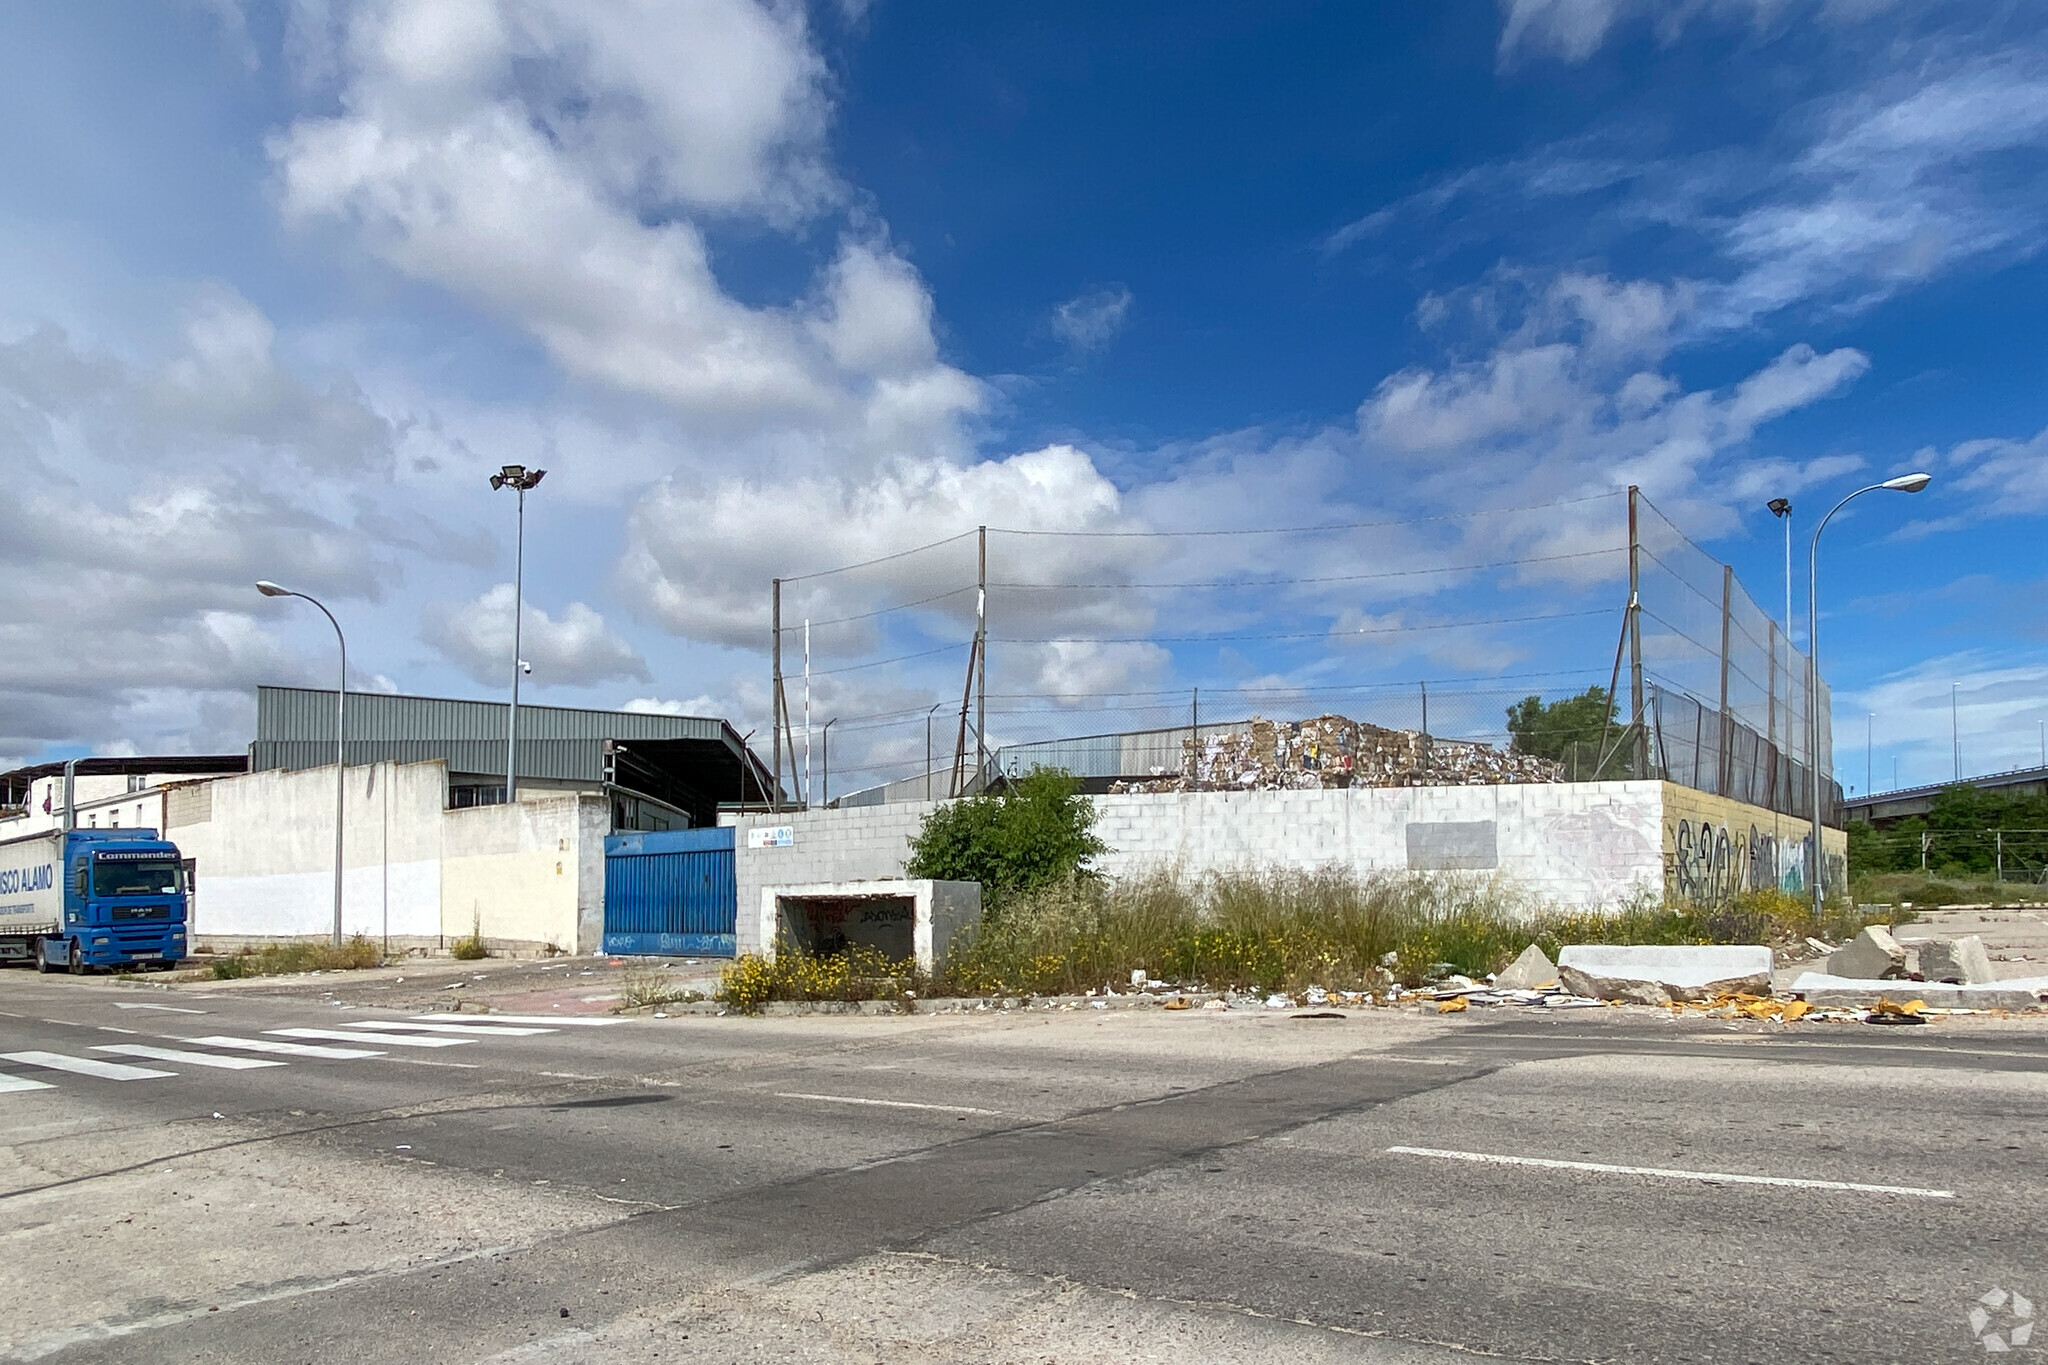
[1493,943,1558,991]
[1827,925,1908,980]
[1916,935,1995,985]
[1556,944,1773,1005]
[1788,971,2048,1011]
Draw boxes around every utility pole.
[975,526,988,788]
[1952,682,1961,782]
[803,618,811,807]
[1866,712,1873,797]
[770,578,782,813]
[1627,486,1646,775]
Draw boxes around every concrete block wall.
[732,782,1673,937]
[733,802,938,954]
[1091,781,1667,907]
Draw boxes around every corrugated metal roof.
[253,686,732,784]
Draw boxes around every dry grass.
[210,935,384,979]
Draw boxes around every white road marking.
[1,1051,174,1081]
[341,1021,554,1037]
[183,1035,385,1060]
[775,1091,1004,1116]
[112,1003,208,1014]
[416,1013,619,1026]
[1385,1146,1956,1199]
[92,1044,285,1070]
[0,1073,56,1093]
[269,1028,474,1049]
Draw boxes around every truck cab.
[37,832,189,972]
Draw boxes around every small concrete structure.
[759,879,980,971]
[1827,925,1908,980]
[1788,972,2048,1011]
[1916,935,1995,985]
[1557,944,1773,1004]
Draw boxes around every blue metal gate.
[602,827,737,956]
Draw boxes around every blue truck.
[0,828,189,972]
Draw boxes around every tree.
[905,767,1106,908]
[1505,687,1616,762]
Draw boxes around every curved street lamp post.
[256,580,348,948]
[1806,473,1931,917]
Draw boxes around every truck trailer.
[0,828,189,972]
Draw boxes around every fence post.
[1997,830,2004,882]
[1718,564,1733,797]
[1628,486,1647,776]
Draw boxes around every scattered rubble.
[1107,713,1564,793]
[1827,925,1908,980]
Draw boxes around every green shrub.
[905,767,1106,910]
[449,933,490,961]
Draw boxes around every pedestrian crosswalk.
[0,1011,623,1095]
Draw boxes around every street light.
[1767,498,1794,755]
[925,702,943,801]
[1807,472,1931,917]
[489,464,546,803]
[256,580,347,948]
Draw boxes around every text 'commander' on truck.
[0,828,190,972]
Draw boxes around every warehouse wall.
[169,760,606,951]
[169,760,446,940]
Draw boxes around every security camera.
[519,660,532,675]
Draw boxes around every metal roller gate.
[601,827,737,956]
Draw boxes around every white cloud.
[0,291,414,764]
[422,583,648,688]
[1497,0,1882,64]
[271,0,983,461]
[1849,653,2048,785]
[1050,285,1133,353]
[621,694,724,717]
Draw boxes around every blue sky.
[2,0,2045,796]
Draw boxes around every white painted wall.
[1091,782,1667,907]
[168,760,608,952]
[734,782,1672,940]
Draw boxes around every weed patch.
[619,965,705,1011]
[717,943,921,1015]
[210,935,384,979]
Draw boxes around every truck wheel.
[67,940,84,975]
[33,940,53,974]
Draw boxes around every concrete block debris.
[1916,935,1995,985]
[1493,943,1558,991]
[1827,925,1907,981]
[1788,972,2048,1011]
[1107,713,1564,793]
[1556,944,1773,1005]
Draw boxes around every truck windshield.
[92,859,182,898]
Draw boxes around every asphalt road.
[3,971,2045,1363]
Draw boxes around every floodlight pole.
[489,465,546,803]
[1806,473,1932,919]
[257,581,347,948]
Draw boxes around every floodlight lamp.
[256,580,291,597]
[1767,498,1791,518]
[489,473,505,490]
[499,463,526,482]
[1882,472,1932,493]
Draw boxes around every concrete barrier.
[1557,944,1774,1005]
[1787,972,2048,1011]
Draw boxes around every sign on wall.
[746,825,795,849]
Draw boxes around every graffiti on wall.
[1669,819,1844,903]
